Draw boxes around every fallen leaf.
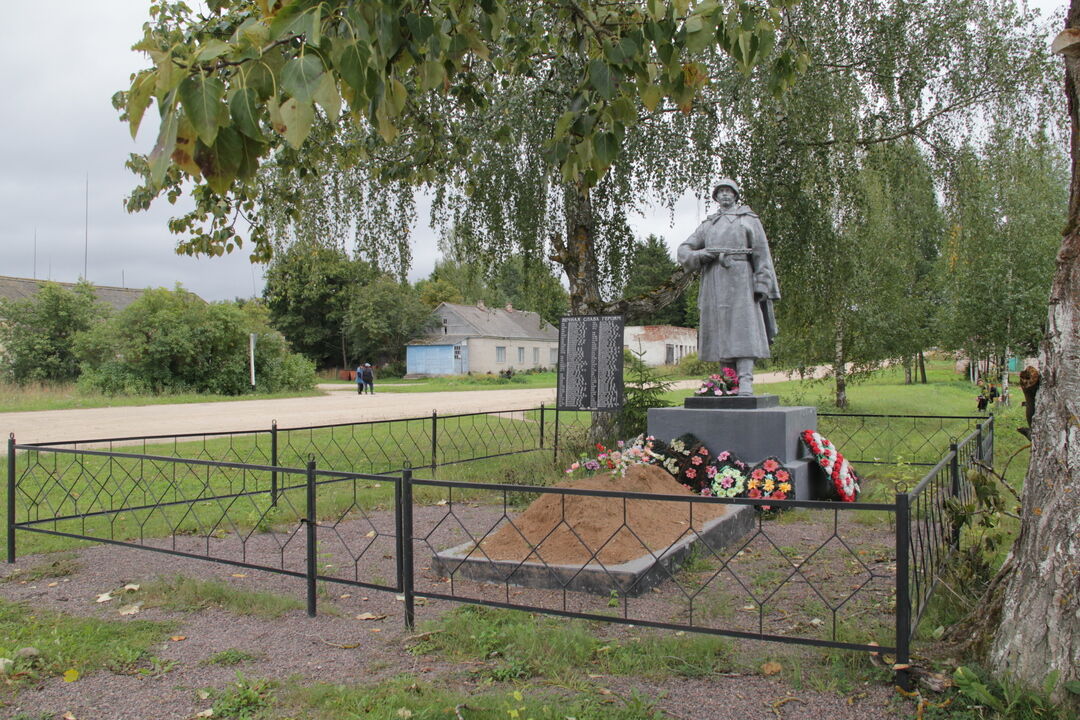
[597,688,612,696]
[231,573,247,578]
[370,628,382,633]
[435,499,448,506]
[123,583,140,592]
[195,710,214,718]
[62,713,77,720]
[365,530,377,538]
[197,690,211,700]
[396,709,413,719]
[761,661,783,676]
[339,593,352,599]
[355,612,387,621]
[47,582,58,588]
[170,635,187,642]
[63,669,80,683]
[95,592,113,603]
[118,603,142,616]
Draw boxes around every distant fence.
[7,410,993,690]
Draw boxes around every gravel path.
[1,502,914,720]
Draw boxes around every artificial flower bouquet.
[695,367,739,396]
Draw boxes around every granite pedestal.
[648,395,829,501]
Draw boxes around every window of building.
[666,344,675,365]
[496,346,506,363]
[518,346,525,363]
[550,347,558,364]
[453,345,462,359]
[533,347,539,364]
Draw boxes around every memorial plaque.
[557,315,624,411]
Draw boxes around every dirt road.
[0,373,806,446]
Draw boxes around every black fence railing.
[6,411,993,690]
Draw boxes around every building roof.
[0,276,202,313]
[408,302,559,346]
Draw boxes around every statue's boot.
[736,357,754,396]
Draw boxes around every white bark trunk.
[989,14,1080,708]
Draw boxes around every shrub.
[677,352,724,378]
[0,281,107,383]
[75,289,315,395]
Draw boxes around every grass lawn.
[0,382,321,413]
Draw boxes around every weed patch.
[133,576,304,618]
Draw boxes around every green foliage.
[0,281,107,383]
[264,242,375,368]
[421,256,570,325]
[621,235,687,326]
[203,649,262,666]
[75,288,314,395]
[2,554,80,583]
[615,347,672,437]
[117,0,803,263]
[211,673,276,720]
[934,665,1076,720]
[344,275,436,365]
[939,127,1067,361]
[676,352,724,378]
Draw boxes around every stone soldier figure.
[677,178,779,395]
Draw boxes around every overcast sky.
[0,2,1067,302]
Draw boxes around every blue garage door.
[407,345,455,375]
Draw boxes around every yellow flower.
[779,482,792,493]
[763,480,775,492]
[747,478,761,489]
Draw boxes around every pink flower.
[698,447,709,455]
[751,468,766,480]
[700,487,713,496]
[718,451,730,461]
[691,455,703,466]
[685,468,697,479]
[763,459,779,472]
[776,470,789,481]
[706,465,717,478]
[747,488,762,498]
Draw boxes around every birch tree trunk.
[988,7,1080,710]
[833,320,848,408]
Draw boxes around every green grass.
[282,673,664,720]
[129,575,306,618]
[0,381,320,413]
[1,553,80,583]
[0,597,176,688]
[327,371,559,393]
[204,649,264,666]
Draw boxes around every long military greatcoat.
[677,203,780,361]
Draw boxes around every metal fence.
[6,410,993,689]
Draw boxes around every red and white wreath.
[800,430,860,502]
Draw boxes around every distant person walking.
[361,363,375,394]
[355,365,365,395]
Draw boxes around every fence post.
[949,442,961,549]
[539,404,545,450]
[430,411,438,474]
[7,434,15,564]
[975,422,983,467]
[270,420,279,507]
[553,407,560,463]
[895,492,913,691]
[401,466,415,629]
[305,456,317,618]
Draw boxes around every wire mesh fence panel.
[276,418,432,475]
[818,414,983,466]
[311,470,401,592]
[409,478,898,653]
[435,410,542,466]
[11,445,310,575]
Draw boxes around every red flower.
[698,447,710,455]
[763,459,779,472]
[772,491,787,500]
[747,488,762,498]
[776,470,790,481]
[691,455,703,466]
[751,468,766,480]
[685,468,697,479]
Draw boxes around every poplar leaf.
[588,59,614,100]
[419,60,445,92]
[313,74,341,123]
[641,85,662,112]
[195,39,232,63]
[127,70,156,139]
[179,74,226,145]
[63,669,80,682]
[337,41,370,95]
[148,109,178,188]
[282,55,324,103]
[230,87,264,140]
[279,98,314,148]
[385,77,408,117]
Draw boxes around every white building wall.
[467,337,559,374]
[623,326,699,366]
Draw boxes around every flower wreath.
[710,450,749,498]
[800,430,860,502]
[747,456,794,510]
[565,435,656,478]
[648,434,723,495]
[695,368,739,396]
